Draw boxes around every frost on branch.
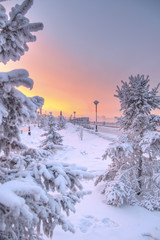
[96,75,160,210]
[0,148,93,239]
[0,0,43,64]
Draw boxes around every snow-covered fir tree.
[37,113,48,130]
[0,1,93,239]
[96,74,160,210]
[41,113,63,151]
[57,111,66,130]
[0,69,45,239]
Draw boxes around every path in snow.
[54,124,112,174]
[21,126,44,149]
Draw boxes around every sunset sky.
[1,0,160,121]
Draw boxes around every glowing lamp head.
[93,100,99,105]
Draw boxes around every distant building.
[71,117,89,125]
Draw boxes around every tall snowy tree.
[57,111,66,130]
[41,113,63,151]
[0,1,93,239]
[96,75,160,210]
[37,113,48,130]
[0,70,45,239]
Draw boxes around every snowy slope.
[21,123,160,240]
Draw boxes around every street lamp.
[28,125,31,135]
[93,100,99,132]
[37,111,40,127]
[73,111,76,125]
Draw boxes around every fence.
[89,121,119,128]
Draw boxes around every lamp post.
[73,111,76,125]
[93,100,99,132]
[37,111,40,127]
[28,125,31,135]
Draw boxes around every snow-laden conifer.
[0,2,93,239]
[96,74,160,210]
[0,69,45,239]
[41,114,63,151]
[0,69,44,157]
[38,113,48,130]
[57,111,66,130]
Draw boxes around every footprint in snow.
[78,215,118,233]
[80,151,88,155]
[79,218,93,233]
[101,217,119,228]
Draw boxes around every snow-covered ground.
[21,123,160,240]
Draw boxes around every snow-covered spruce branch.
[0,148,93,239]
[0,0,43,64]
[0,69,44,157]
[96,162,138,206]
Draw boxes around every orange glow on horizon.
[0,38,121,120]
